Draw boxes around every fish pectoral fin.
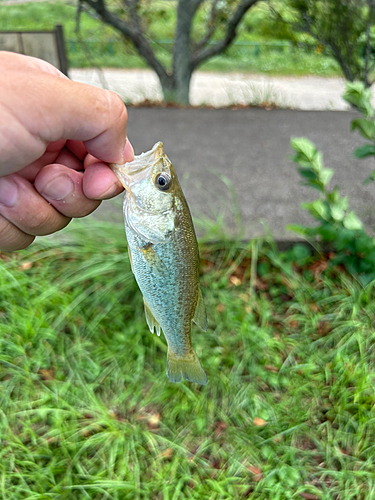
[139,243,168,274]
[167,350,207,385]
[127,244,134,273]
[143,299,161,337]
[192,287,208,332]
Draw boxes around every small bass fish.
[110,142,207,385]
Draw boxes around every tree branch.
[191,0,260,68]
[293,12,356,81]
[81,0,172,87]
[194,0,220,51]
[192,0,205,13]
[364,0,375,87]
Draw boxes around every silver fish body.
[111,142,207,385]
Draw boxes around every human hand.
[0,51,134,251]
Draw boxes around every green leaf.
[319,224,338,241]
[337,196,349,212]
[302,200,329,220]
[311,151,324,172]
[355,233,374,254]
[327,190,348,212]
[351,118,375,140]
[297,168,317,180]
[343,212,363,230]
[305,180,325,193]
[318,168,334,186]
[292,244,311,263]
[353,144,375,158]
[363,170,375,184]
[290,137,317,162]
[336,228,357,249]
[286,224,311,236]
[327,188,340,204]
[330,205,345,222]
[343,82,374,118]
[293,156,315,169]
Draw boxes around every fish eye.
[155,173,172,191]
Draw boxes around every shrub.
[288,136,375,286]
[343,82,375,184]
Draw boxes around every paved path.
[62,69,375,241]
[70,68,355,111]
[90,107,375,241]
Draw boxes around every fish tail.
[167,350,207,385]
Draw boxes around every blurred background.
[0,0,368,107]
[2,0,375,241]
[2,2,375,499]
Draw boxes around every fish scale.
[125,188,197,351]
[110,142,208,385]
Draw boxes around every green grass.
[0,0,341,77]
[1,220,375,499]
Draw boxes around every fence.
[67,39,322,58]
[0,25,68,75]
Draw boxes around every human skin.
[0,51,134,251]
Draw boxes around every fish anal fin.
[193,287,207,332]
[167,350,207,385]
[143,299,161,336]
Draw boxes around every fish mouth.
[130,142,164,168]
[110,142,164,192]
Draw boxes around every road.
[90,107,375,241]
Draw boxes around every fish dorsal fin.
[193,287,207,332]
[144,298,161,337]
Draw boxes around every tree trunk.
[160,73,192,105]
[175,72,192,105]
[168,0,196,105]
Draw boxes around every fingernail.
[0,176,18,207]
[41,175,74,200]
[122,138,134,163]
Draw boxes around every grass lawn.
[1,220,375,499]
[0,1,341,77]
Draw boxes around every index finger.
[0,53,133,174]
[27,77,131,163]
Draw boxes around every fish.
[110,142,207,385]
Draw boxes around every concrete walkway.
[70,68,354,111]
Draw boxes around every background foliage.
[0,1,340,76]
[271,0,375,85]
[288,83,375,286]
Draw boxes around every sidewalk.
[69,68,353,110]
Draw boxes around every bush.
[343,82,375,184]
[288,82,375,286]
